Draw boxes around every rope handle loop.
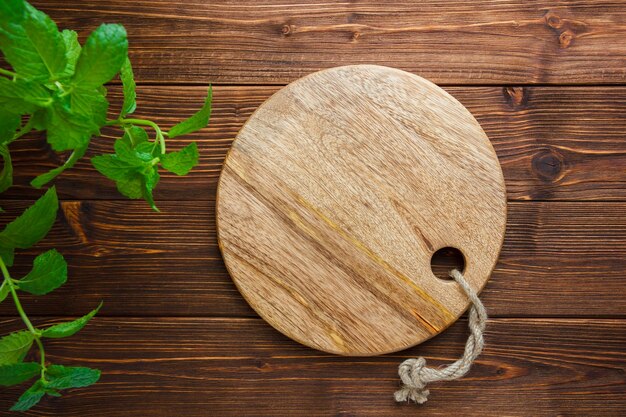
[394,269,487,404]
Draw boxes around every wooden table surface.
[1,1,625,416]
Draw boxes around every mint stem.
[106,117,166,154]
[0,256,47,379]
[0,67,18,80]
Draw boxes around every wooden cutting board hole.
[431,247,465,281]
[216,65,507,356]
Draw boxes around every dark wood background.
[1,1,625,415]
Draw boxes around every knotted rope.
[394,269,487,404]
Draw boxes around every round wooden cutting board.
[216,65,507,356]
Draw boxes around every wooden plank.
[27,1,626,85]
[4,86,626,201]
[0,317,623,416]
[0,200,624,318]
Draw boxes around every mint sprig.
[0,188,101,411]
[0,0,211,210]
[0,0,213,411]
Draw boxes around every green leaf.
[29,108,47,130]
[0,331,34,365]
[31,144,88,188]
[92,145,160,208]
[143,168,160,212]
[120,125,148,148]
[115,171,144,199]
[0,187,58,250]
[0,281,9,303]
[17,249,67,295]
[137,141,160,159]
[135,143,158,161]
[119,57,136,117]
[121,130,157,163]
[21,3,67,78]
[46,365,101,389]
[46,389,61,397]
[70,87,108,128]
[0,77,52,114]
[0,145,12,193]
[72,24,128,89]
[0,247,14,267]
[0,0,26,23]
[114,139,147,166]
[42,84,107,152]
[59,29,81,78]
[0,2,67,80]
[168,86,212,138]
[0,362,40,386]
[45,100,97,151]
[92,154,137,181]
[160,142,199,176]
[10,379,45,412]
[0,110,20,145]
[42,303,102,338]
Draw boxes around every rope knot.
[394,269,488,405]
[394,357,430,403]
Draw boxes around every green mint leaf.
[0,331,34,365]
[168,86,212,138]
[121,125,148,148]
[136,142,159,161]
[114,139,149,166]
[0,2,67,81]
[59,29,81,78]
[46,365,101,390]
[72,23,128,89]
[119,57,136,117]
[10,379,45,412]
[143,167,160,212]
[42,303,102,338]
[17,249,67,295]
[0,281,9,303]
[43,84,107,152]
[31,144,88,188]
[46,388,62,397]
[29,108,47,130]
[0,0,26,23]
[20,3,67,78]
[92,154,137,181]
[0,187,58,250]
[71,86,108,126]
[45,100,98,151]
[120,126,156,154]
[137,141,160,158]
[0,145,13,193]
[92,152,160,209]
[0,77,52,114]
[0,362,40,386]
[0,247,14,268]
[115,171,143,199]
[160,142,198,176]
[0,110,20,145]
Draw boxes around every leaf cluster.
[0,0,211,210]
[0,0,213,411]
[0,188,101,411]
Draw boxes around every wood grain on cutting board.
[217,66,507,355]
